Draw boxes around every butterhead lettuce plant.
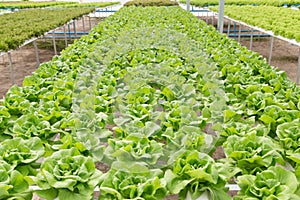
[36,148,101,200]
[164,150,231,200]
[235,166,300,199]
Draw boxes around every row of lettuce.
[180,0,300,7]
[124,0,178,7]
[0,1,74,9]
[210,5,300,42]
[0,8,95,52]
[1,5,300,200]
[0,1,118,9]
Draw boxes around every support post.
[233,22,237,39]
[238,23,241,42]
[217,0,224,33]
[227,19,231,35]
[33,40,40,67]
[82,16,85,32]
[250,28,253,50]
[64,25,68,47]
[7,52,15,84]
[296,48,300,84]
[52,30,57,55]
[212,12,214,26]
[206,10,208,23]
[89,16,92,30]
[68,22,71,38]
[186,0,190,11]
[268,36,274,64]
[73,20,77,38]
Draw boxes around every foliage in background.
[0,1,75,9]
[53,2,119,8]
[124,0,178,7]
[0,8,94,51]
[210,5,300,42]
[180,0,300,7]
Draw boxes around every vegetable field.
[210,5,300,42]
[0,1,119,9]
[0,1,75,9]
[1,5,300,200]
[51,2,119,8]
[180,0,300,7]
[0,8,95,51]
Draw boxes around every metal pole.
[68,22,71,38]
[73,20,77,38]
[212,12,214,27]
[82,16,85,32]
[227,19,231,35]
[7,52,15,84]
[64,25,68,47]
[33,40,40,67]
[234,22,237,39]
[52,30,57,55]
[296,48,300,84]
[238,23,241,42]
[206,10,208,23]
[186,0,190,11]
[89,16,92,30]
[217,0,224,33]
[250,28,253,50]
[268,36,274,64]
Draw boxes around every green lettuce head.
[165,150,230,200]
[0,160,32,200]
[36,148,101,200]
[224,132,284,174]
[235,166,300,199]
[0,137,44,175]
[98,161,167,200]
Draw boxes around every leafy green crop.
[124,0,178,7]
[180,0,300,7]
[0,5,300,199]
[99,161,167,199]
[0,1,76,9]
[210,6,300,42]
[36,148,102,200]
[0,160,32,200]
[235,166,300,199]
[277,119,300,152]
[105,134,164,166]
[223,133,285,174]
[0,8,94,51]
[0,137,44,175]
[165,150,230,200]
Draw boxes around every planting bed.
[0,10,104,97]
[197,15,300,84]
[1,5,300,200]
